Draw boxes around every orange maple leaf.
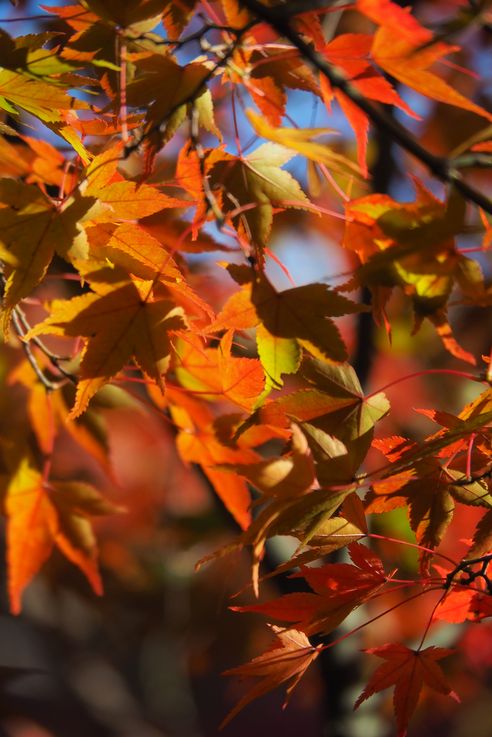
[354,0,492,138]
[5,457,119,614]
[319,33,418,174]
[174,331,265,412]
[26,278,186,417]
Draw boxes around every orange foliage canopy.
[0,0,491,734]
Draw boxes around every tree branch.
[239,0,492,214]
[445,553,492,593]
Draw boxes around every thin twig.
[124,21,257,159]
[128,19,241,48]
[10,309,64,392]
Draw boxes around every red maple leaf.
[355,644,459,736]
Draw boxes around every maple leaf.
[221,0,253,28]
[42,4,96,32]
[83,0,165,28]
[85,221,213,326]
[356,0,434,44]
[368,425,492,551]
[246,110,362,177]
[164,385,288,529]
[126,53,215,151]
[434,587,478,624]
[211,265,364,370]
[0,28,90,102]
[0,67,88,123]
[269,516,366,575]
[182,144,310,249]
[467,508,492,559]
[162,0,199,36]
[235,543,387,634]
[173,331,265,412]
[10,357,139,476]
[261,492,368,575]
[244,74,287,128]
[367,456,456,550]
[470,592,492,621]
[4,456,120,614]
[221,626,321,727]
[256,323,301,392]
[355,644,459,737]
[0,180,97,332]
[26,278,186,418]
[86,222,186,280]
[0,41,92,156]
[173,401,260,530]
[373,400,492,479]
[238,486,356,595]
[357,0,492,128]
[371,26,492,124]
[85,176,187,219]
[343,184,483,362]
[220,423,316,499]
[318,33,418,174]
[234,44,317,128]
[178,437,253,529]
[0,131,72,189]
[259,357,390,484]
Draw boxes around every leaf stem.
[366,368,485,399]
[367,533,457,566]
[319,586,443,653]
[118,37,129,144]
[417,589,448,651]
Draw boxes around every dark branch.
[445,553,492,594]
[239,0,492,215]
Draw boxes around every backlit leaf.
[5,456,119,614]
[0,180,97,331]
[212,266,364,364]
[26,278,186,417]
[221,627,320,727]
[205,145,310,249]
[246,110,361,177]
[355,644,459,737]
